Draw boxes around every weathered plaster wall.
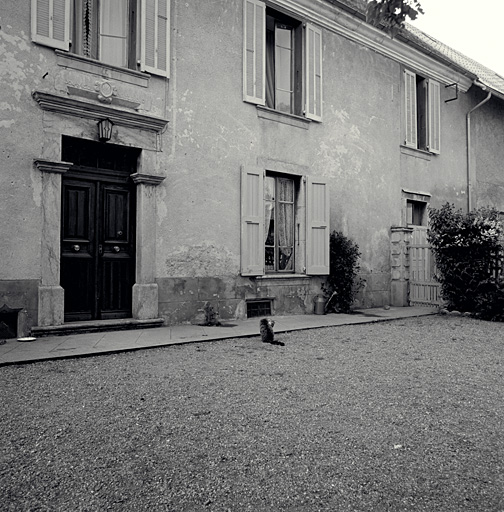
[1,2,45,280]
[158,0,404,315]
[4,0,503,329]
[474,95,504,211]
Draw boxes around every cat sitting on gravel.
[259,318,284,346]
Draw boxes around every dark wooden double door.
[61,137,138,322]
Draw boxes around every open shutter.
[31,0,70,50]
[141,0,171,77]
[241,166,264,276]
[404,69,417,148]
[305,23,323,121]
[427,79,441,154]
[306,176,329,275]
[243,0,266,105]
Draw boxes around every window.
[406,200,427,226]
[31,0,170,77]
[71,0,134,68]
[243,0,322,121]
[404,69,441,153]
[241,166,329,276]
[246,299,272,318]
[265,175,296,272]
[402,190,430,227]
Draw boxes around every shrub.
[322,231,363,313]
[428,203,504,320]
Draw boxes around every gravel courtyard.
[1,315,503,511]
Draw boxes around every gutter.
[466,86,492,211]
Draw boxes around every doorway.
[61,137,139,322]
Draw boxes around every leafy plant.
[428,203,504,320]
[322,231,363,313]
[366,0,424,37]
[203,303,221,326]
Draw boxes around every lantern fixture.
[98,118,114,142]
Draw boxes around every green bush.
[428,203,504,320]
[322,231,363,313]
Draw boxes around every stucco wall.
[474,95,504,211]
[2,0,504,329]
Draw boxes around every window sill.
[400,145,433,161]
[257,274,310,280]
[256,106,311,130]
[56,51,151,87]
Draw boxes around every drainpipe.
[466,87,492,211]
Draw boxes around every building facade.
[1,0,504,336]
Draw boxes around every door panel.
[99,185,134,319]
[61,176,135,321]
[61,180,96,321]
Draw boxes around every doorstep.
[31,318,165,337]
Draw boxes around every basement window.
[246,300,272,318]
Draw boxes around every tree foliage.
[428,203,504,321]
[322,231,363,313]
[366,0,424,36]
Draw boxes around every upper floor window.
[72,0,134,69]
[31,0,170,77]
[243,0,322,121]
[404,69,441,153]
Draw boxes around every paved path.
[0,306,437,366]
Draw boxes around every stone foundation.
[157,275,325,325]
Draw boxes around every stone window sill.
[400,145,433,161]
[56,51,150,88]
[256,106,311,130]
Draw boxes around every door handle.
[98,244,103,255]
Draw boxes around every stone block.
[38,285,64,326]
[156,277,199,302]
[132,283,159,320]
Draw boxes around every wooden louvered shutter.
[243,0,266,105]
[241,166,264,276]
[306,176,329,275]
[427,79,441,154]
[141,0,171,77]
[404,69,417,148]
[31,0,70,50]
[305,23,323,121]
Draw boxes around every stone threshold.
[31,318,164,337]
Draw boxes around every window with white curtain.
[264,175,295,272]
[31,0,171,77]
[73,0,131,68]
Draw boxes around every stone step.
[31,318,165,337]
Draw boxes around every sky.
[410,0,504,77]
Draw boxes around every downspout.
[466,87,492,211]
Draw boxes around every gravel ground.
[1,315,503,511]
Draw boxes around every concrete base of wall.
[38,285,65,327]
[0,280,39,337]
[156,275,326,325]
[132,283,159,320]
[354,272,391,309]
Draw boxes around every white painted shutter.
[243,0,266,105]
[141,0,171,77]
[404,69,417,148]
[241,166,264,276]
[305,23,323,121]
[427,79,441,154]
[306,176,329,275]
[31,0,70,50]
